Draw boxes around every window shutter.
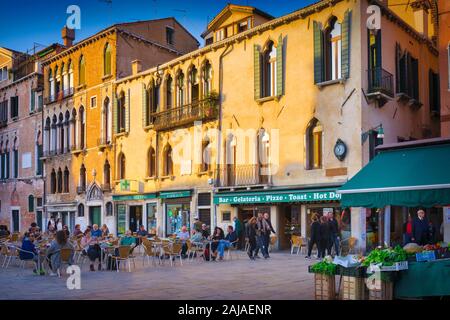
[125,89,130,132]
[30,90,35,112]
[313,21,324,84]
[112,94,118,134]
[28,195,34,212]
[142,83,147,127]
[254,44,261,100]
[276,34,283,96]
[395,43,401,93]
[341,10,352,80]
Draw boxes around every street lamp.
[361,123,385,144]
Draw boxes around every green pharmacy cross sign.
[213,189,341,205]
[120,180,130,191]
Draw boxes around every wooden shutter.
[142,83,147,127]
[313,21,324,84]
[125,89,130,132]
[112,94,118,134]
[395,43,401,93]
[276,34,283,96]
[341,10,352,80]
[28,195,34,212]
[254,44,261,100]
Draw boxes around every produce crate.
[340,276,366,300]
[335,265,367,277]
[313,273,336,300]
[367,261,408,272]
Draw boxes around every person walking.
[256,213,270,259]
[411,210,429,245]
[263,213,276,258]
[245,217,258,260]
[305,214,320,259]
[402,213,413,245]
[318,215,330,259]
[327,212,340,256]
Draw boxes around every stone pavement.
[0,251,316,300]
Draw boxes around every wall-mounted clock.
[334,139,347,161]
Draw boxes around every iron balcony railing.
[217,164,270,187]
[44,87,74,104]
[152,97,219,131]
[367,67,394,97]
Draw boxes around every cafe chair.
[111,245,135,272]
[57,248,74,277]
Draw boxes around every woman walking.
[318,215,330,259]
[305,214,320,259]
[245,217,258,260]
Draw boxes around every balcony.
[97,137,112,151]
[152,97,219,131]
[216,165,270,188]
[44,87,74,105]
[367,67,394,107]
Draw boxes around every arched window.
[68,60,73,91]
[262,41,277,97]
[324,17,342,81]
[163,145,173,176]
[118,153,126,179]
[71,109,77,150]
[78,203,84,217]
[201,137,211,173]
[103,97,111,143]
[48,69,54,99]
[63,167,69,193]
[57,168,63,193]
[51,115,57,153]
[103,160,111,187]
[61,62,66,93]
[44,117,51,154]
[105,202,113,216]
[176,71,185,107]
[165,75,173,109]
[118,91,126,132]
[306,119,323,170]
[202,61,212,97]
[104,43,112,76]
[148,147,156,177]
[64,110,70,152]
[58,113,64,153]
[79,106,85,149]
[189,66,199,103]
[79,164,86,190]
[78,55,86,86]
[50,169,56,194]
[54,65,60,98]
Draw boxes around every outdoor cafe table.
[394,258,450,298]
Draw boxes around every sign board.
[213,189,341,205]
[160,191,191,199]
[113,194,156,201]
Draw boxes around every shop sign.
[112,194,156,201]
[214,190,341,205]
[159,191,191,199]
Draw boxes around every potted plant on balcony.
[204,90,219,117]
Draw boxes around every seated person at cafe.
[46,230,74,276]
[62,225,70,237]
[73,224,83,237]
[191,229,204,243]
[28,222,42,241]
[177,225,190,256]
[20,232,44,275]
[136,225,148,246]
[101,224,110,237]
[215,225,238,260]
[201,224,209,239]
[91,224,102,238]
[0,225,10,238]
[81,229,102,272]
[210,227,225,261]
[120,230,136,246]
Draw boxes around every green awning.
[338,144,450,208]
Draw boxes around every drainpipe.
[41,100,47,231]
[213,44,233,228]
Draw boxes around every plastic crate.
[367,261,408,272]
[314,273,336,300]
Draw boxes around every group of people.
[244,212,276,260]
[306,212,340,259]
[403,209,443,246]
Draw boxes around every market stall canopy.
[338,139,450,208]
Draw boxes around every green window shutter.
[142,83,147,127]
[125,89,130,132]
[313,21,324,84]
[254,44,261,100]
[341,10,352,80]
[30,90,35,112]
[28,195,34,212]
[276,34,284,96]
[13,150,18,178]
[113,94,118,134]
[6,152,10,179]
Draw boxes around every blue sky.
[0,0,317,53]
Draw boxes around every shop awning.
[338,143,450,208]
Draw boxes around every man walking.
[412,210,429,245]
[256,213,270,259]
[327,212,340,256]
[263,213,276,257]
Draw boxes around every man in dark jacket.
[412,210,429,245]
[327,212,340,256]
[263,213,276,258]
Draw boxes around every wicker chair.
[111,246,135,272]
[164,242,183,267]
[142,242,157,266]
[290,235,302,255]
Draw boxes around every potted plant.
[204,90,219,117]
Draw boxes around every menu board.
[117,204,127,236]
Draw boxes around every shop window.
[222,211,231,222]
[146,203,157,234]
[166,203,190,236]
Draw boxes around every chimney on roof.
[131,60,142,75]
[62,26,75,47]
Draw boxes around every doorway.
[129,205,143,233]
[279,205,301,250]
[11,210,19,232]
[89,206,102,227]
